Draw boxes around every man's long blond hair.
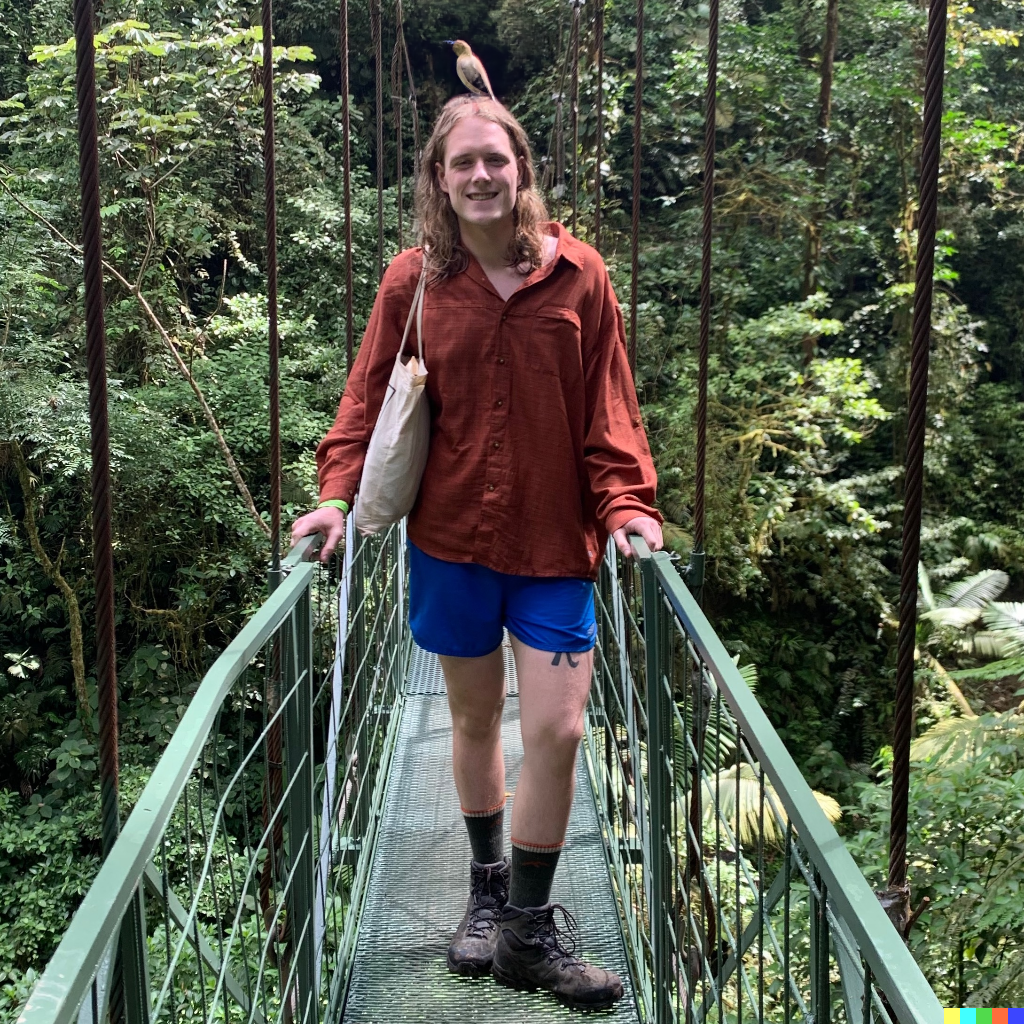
[415,96,548,284]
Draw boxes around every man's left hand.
[612,516,664,558]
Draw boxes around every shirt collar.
[460,221,585,299]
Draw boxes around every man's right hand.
[290,505,346,563]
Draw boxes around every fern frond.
[939,569,1008,609]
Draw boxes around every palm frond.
[969,631,1014,660]
[700,763,840,846]
[981,601,1024,633]
[920,606,983,630]
[917,561,935,612]
[938,569,1008,609]
[909,711,1024,765]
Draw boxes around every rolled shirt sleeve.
[582,264,663,536]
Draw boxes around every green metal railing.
[21,524,943,1024]
[584,538,943,1024]
[20,522,409,1024]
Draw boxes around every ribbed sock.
[509,838,564,909]
[462,800,505,864]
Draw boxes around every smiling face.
[435,116,525,232]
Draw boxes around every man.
[291,95,662,1010]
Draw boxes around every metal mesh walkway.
[341,646,640,1023]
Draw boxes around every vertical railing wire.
[629,0,644,374]
[371,0,385,282]
[340,0,354,371]
[593,0,604,252]
[887,0,948,933]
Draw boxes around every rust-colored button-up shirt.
[316,221,660,580]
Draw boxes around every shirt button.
[496,400,503,407]
[501,314,508,321]
[487,484,495,491]
[498,357,505,364]
[493,442,501,449]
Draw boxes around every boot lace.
[534,904,587,973]
[465,863,505,938]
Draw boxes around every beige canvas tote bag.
[353,256,429,536]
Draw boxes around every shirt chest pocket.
[528,306,582,378]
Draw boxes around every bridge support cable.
[371,0,385,282]
[687,0,718,602]
[391,6,404,250]
[72,3,150,1022]
[339,0,355,371]
[628,0,644,374]
[569,0,583,237]
[886,0,948,937]
[592,0,604,252]
[262,0,282,580]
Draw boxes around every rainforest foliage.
[1,0,1023,1010]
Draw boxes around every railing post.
[640,550,673,1024]
[285,586,317,1024]
[810,869,832,1023]
[119,890,149,1024]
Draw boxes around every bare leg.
[439,647,506,814]
[509,637,594,847]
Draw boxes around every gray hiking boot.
[447,858,511,976]
[492,902,624,1009]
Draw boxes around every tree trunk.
[11,441,93,733]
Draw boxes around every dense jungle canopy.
[1,0,1023,1012]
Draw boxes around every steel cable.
[889,0,948,906]
[371,0,385,281]
[73,0,119,864]
[73,3,126,1018]
[262,0,281,575]
[593,0,604,252]
[340,0,354,370]
[391,4,403,250]
[694,0,718,560]
[629,0,644,374]
[569,0,582,236]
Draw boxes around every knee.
[524,715,584,766]
[450,696,505,741]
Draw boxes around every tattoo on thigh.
[551,651,580,668]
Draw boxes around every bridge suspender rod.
[73,0,120,866]
[690,0,718,596]
[628,0,644,374]
[371,0,385,282]
[262,0,281,578]
[340,0,354,371]
[569,0,583,237]
[888,0,947,924]
[391,2,404,250]
[593,0,604,252]
[74,6,152,1022]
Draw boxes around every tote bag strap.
[398,252,428,368]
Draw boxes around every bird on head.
[445,39,496,102]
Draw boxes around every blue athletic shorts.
[408,542,597,658]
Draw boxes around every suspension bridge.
[17,0,951,1019]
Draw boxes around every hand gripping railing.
[584,538,942,1024]
[20,521,409,1024]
